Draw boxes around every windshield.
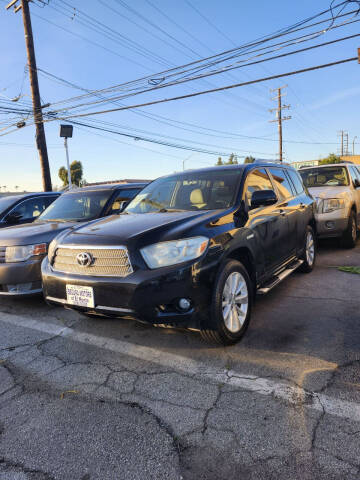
[299,166,349,188]
[38,190,112,222]
[126,169,242,214]
[0,195,22,213]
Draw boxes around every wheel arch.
[224,247,256,286]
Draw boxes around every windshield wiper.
[157,208,187,213]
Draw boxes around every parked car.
[0,183,147,296]
[42,163,316,345]
[299,163,360,247]
[0,192,60,228]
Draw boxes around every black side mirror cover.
[251,190,277,209]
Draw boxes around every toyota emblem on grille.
[76,252,93,267]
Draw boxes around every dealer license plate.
[66,284,94,308]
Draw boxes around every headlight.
[5,243,47,263]
[322,198,345,213]
[47,239,57,263]
[141,236,209,269]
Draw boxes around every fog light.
[325,221,335,229]
[6,283,32,293]
[178,298,191,311]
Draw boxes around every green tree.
[216,153,239,166]
[58,160,84,187]
[244,156,255,164]
[319,153,341,165]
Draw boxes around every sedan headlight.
[5,243,47,263]
[322,198,345,213]
[141,236,209,269]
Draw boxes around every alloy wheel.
[222,272,248,333]
[352,216,357,243]
[306,231,315,266]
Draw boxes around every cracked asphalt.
[0,239,359,480]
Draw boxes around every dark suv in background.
[0,183,146,296]
[43,163,316,345]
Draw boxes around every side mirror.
[119,200,129,212]
[4,212,23,224]
[354,178,360,188]
[251,190,277,209]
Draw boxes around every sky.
[0,0,359,191]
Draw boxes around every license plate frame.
[66,284,95,308]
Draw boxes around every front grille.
[0,247,5,264]
[52,246,133,277]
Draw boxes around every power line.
[32,6,360,110]
[3,55,356,139]
[43,36,360,118]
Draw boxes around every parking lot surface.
[0,240,359,480]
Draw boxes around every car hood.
[307,186,351,200]
[59,210,230,248]
[0,221,78,247]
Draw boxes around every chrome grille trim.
[52,245,133,277]
[0,246,5,264]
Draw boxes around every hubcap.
[306,231,315,266]
[222,272,248,333]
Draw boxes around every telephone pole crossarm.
[269,86,291,163]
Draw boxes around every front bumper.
[0,256,45,295]
[42,256,218,328]
[315,212,348,238]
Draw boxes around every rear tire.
[298,226,316,273]
[200,260,253,346]
[341,210,357,249]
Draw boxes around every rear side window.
[110,188,141,213]
[287,169,304,195]
[268,168,294,199]
[349,166,360,184]
[243,168,274,208]
[6,196,52,221]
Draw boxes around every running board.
[257,259,304,295]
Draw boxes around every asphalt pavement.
[0,239,359,480]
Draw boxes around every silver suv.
[299,163,360,248]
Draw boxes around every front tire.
[200,260,253,346]
[298,226,316,273]
[341,210,357,249]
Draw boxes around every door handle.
[279,209,286,216]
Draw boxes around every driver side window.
[5,197,49,223]
[243,169,274,209]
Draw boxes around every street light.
[353,136,357,156]
[183,154,194,171]
[60,125,73,189]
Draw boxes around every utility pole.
[338,130,349,157]
[269,86,291,163]
[353,136,357,156]
[6,0,52,191]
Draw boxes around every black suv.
[42,163,316,345]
